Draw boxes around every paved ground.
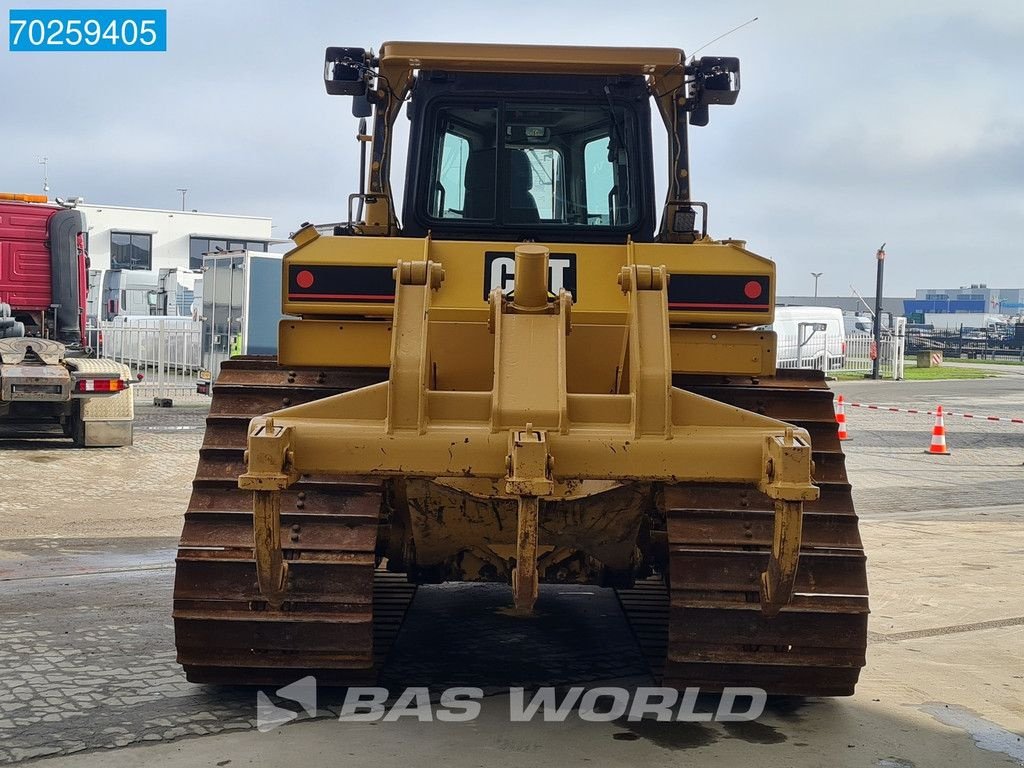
[835,376,1024,515]
[0,381,1022,766]
[0,405,207,539]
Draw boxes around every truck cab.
[0,194,133,445]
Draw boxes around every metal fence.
[906,326,1024,360]
[775,326,907,380]
[87,319,204,403]
[775,332,846,372]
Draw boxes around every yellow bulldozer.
[173,42,868,696]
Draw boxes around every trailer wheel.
[68,404,87,447]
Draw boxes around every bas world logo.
[256,675,318,732]
[257,681,767,730]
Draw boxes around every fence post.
[895,317,907,379]
[157,319,166,401]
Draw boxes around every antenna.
[38,156,49,193]
[687,17,759,62]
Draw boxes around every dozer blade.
[172,359,415,686]
[618,370,869,697]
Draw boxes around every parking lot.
[1,375,1022,767]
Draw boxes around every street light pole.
[176,188,189,211]
[871,243,886,380]
[811,272,823,298]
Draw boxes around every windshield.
[424,101,639,230]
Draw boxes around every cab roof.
[378,41,684,77]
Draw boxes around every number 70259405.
[8,10,166,52]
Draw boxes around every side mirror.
[352,92,373,118]
[688,102,710,128]
[324,46,369,96]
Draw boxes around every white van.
[101,269,159,319]
[844,314,873,335]
[766,306,846,371]
[99,269,201,320]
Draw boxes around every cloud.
[2,0,1022,295]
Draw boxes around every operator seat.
[462,147,540,223]
[507,149,540,223]
[463,148,496,219]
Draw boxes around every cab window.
[422,101,639,230]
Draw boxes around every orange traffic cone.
[835,394,851,441]
[926,405,951,455]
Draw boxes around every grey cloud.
[2,0,1022,295]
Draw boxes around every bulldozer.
[173,42,868,696]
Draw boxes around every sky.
[2,0,1023,296]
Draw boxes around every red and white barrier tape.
[840,401,1024,424]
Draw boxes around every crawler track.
[175,362,866,695]
[618,370,869,696]
[172,358,415,686]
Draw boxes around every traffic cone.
[926,405,951,455]
[835,394,851,441]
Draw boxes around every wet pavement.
[0,378,1022,766]
[0,538,176,581]
[0,548,650,763]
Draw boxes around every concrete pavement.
[1,379,1022,766]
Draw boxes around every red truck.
[0,193,133,445]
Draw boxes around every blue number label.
[9,9,167,52]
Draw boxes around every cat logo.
[483,251,577,302]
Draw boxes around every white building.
[78,203,274,272]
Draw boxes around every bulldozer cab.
[325,42,739,244]
[400,72,656,242]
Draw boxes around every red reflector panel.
[287,265,396,302]
[668,274,771,312]
[75,378,125,393]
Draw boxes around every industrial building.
[77,203,275,272]
[905,285,1024,315]
[780,287,1024,329]
[777,296,909,317]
